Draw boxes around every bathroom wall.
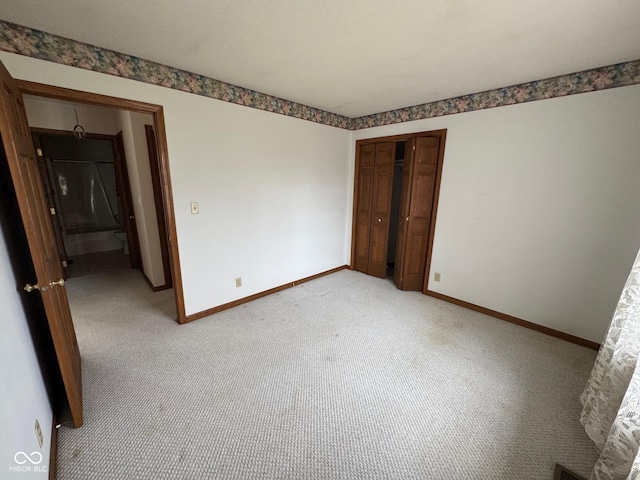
[113,110,165,286]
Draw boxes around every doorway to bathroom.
[32,130,141,280]
[22,92,174,293]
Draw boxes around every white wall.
[171,93,351,314]
[352,85,640,343]
[113,110,164,286]
[0,223,52,478]
[130,112,164,286]
[0,52,353,317]
[24,96,117,134]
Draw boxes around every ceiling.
[1,0,640,118]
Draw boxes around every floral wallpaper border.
[352,59,640,130]
[0,20,351,129]
[1,19,639,131]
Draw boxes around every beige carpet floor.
[57,268,599,479]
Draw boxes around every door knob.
[24,283,40,292]
[25,278,64,292]
[377,218,382,222]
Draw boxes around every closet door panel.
[354,144,375,273]
[393,139,414,288]
[368,142,394,278]
[401,136,439,291]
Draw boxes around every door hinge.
[413,145,416,151]
[62,260,68,268]
[50,207,56,215]
[36,148,43,157]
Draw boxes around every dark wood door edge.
[17,80,186,324]
[48,417,58,480]
[183,266,348,324]
[349,142,361,270]
[422,130,447,292]
[424,289,600,350]
[113,132,142,270]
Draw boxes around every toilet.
[113,231,129,255]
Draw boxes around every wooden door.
[394,136,440,290]
[113,132,142,270]
[354,144,375,273]
[0,61,83,427]
[367,142,395,278]
[394,139,414,288]
[32,135,70,279]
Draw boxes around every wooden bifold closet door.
[353,131,444,290]
[354,142,395,278]
[393,136,440,291]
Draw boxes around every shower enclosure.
[50,158,121,234]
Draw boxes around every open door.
[353,142,395,278]
[394,136,440,291]
[31,134,71,279]
[394,139,414,288]
[113,131,143,270]
[368,143,395,278]
[0,61,83,427]
[354,143,375,273]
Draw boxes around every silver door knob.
[377,218,382,222]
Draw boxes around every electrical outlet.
[34,419,43,449]
[190,202,199,214]
[235,277,242,288]
[434,272,441,282]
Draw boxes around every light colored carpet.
[58,268,599,479]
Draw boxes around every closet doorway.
[350,130,446,293]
